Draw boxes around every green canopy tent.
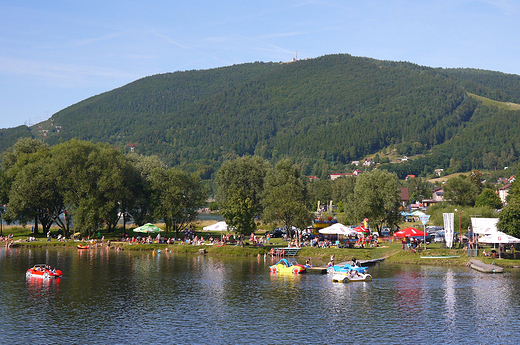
[133,223,165,233]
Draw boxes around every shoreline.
[7,240,519,269]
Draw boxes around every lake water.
[1,247,519,344]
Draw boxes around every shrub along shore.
[3,225,519,269]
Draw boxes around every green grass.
[6,225,520,268]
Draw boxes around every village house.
[363,158,374,166]
[434,168,444,176]
[498,177,509,185]
[329,173,352,180]
[422,186,444,207]
[351,161,360,166]
[400,187,409,207]
[498,184,511,204]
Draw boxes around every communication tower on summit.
[128,143,137,153]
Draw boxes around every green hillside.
[2,53,520,180]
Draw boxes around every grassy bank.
[4,225,519,268]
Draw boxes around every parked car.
[381,226,391,236]
[267,226,298,238]
[433,230,459,242]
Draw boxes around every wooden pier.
[469,260,504,273]
[306,267,328,274]
[337,258,385,267]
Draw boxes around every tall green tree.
[404,177,432,203]
[498,199,520,238]
[308,179,334,207]
[52,140,134,236]
[331,175,357,207]
[350,169,401,232]
[5,153,63,234]
[126,154,167,227]
[1,138,49,233]
[216,156,270,239]
[443,175,479,206]
[151,167,206,238]
[469,170,483,194]
[475,188,502,209]
[262,160,313,238]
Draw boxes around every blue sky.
[1,0,519,129]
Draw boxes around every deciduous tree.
[262,160,313,238]
[216,156,270,240]
[350,169,401,232]
[475,188,502,209]
[151,168,206,238]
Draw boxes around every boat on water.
[327,263,368,274]
[77,244,89,249]
[331,272,372,283]
[269,259,306,274]
[26,264,63,279]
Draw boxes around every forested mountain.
[2,53,520,180]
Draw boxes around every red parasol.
[393,227,428,237]
[353,226,369,233]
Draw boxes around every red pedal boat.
[26,264,63,279]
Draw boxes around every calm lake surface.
[1,247,519,345]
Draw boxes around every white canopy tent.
[472,218,499,235]
[478,231,520,244]
[478,231,520,259]
[203,221,228,231]
[319,223,358,236]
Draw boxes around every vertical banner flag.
[444,213,454,248]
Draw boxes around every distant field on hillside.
[427,172,470,183]
[468,92,520,110]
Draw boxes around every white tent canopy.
[319,223,358,236]
[478,231,520,244]
[203,221,228,231]
[472,218,499,235]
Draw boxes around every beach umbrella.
[133,223,164,233]
[393,227,427,238]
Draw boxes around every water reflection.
[2,249,520,344]
[26,276,61,302]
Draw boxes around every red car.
[26,264,63,279]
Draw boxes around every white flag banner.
[444,213,454,248]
